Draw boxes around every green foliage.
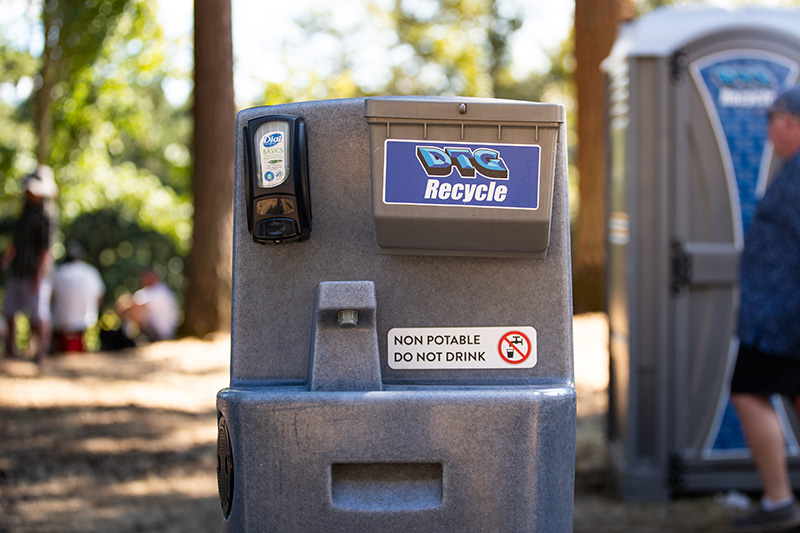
[46,0,192,197]
[42,0,135,82]
[272,0,529,102]
[0,0,192,320]
[387,0,502,96]
[263,0,576,111]
[0,42,38,202]
[63,209,184,309]
[57,159,192,254]
[0,44,38,85]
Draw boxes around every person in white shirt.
[51,242,105,352]
[115,268,178,342]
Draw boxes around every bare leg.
[32,320,51,365]
[5,314,17,358]
[732,393,793,501]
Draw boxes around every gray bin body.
[604,6,800,501]
[218,97,574,531]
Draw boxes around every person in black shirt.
[2,165,58,364]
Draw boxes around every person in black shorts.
[730,86,800,532]
[2,166,58,364]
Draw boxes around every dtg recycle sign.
[382,139,541,210]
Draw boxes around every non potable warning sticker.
[388,326,537,370]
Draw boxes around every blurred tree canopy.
[0,0,191,313]
[264,0,572,105]
[2,0,578,332]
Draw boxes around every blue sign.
[695,54,793,232]
[383,140,541,209]
[691,52,799,458]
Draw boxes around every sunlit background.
[0,0,794,335]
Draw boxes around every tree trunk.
[183,0,235,336]
[573,0,634,313]
[34,8,56,164]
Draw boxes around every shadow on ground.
[0,317,752,532]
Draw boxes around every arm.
[1,245,16,270]
[32,247,52,290]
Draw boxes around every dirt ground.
[0,314,744,532]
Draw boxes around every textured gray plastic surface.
[307,281,382,392]
[230,98,573,387]
[220,97,575,532]
[219,386,575,532]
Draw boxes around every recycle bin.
[217,96,575,531]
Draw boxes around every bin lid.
[603,5,800,71]
[364,96,565,124]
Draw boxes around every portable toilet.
[603,5,800,501]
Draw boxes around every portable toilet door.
[604,6,800,501]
